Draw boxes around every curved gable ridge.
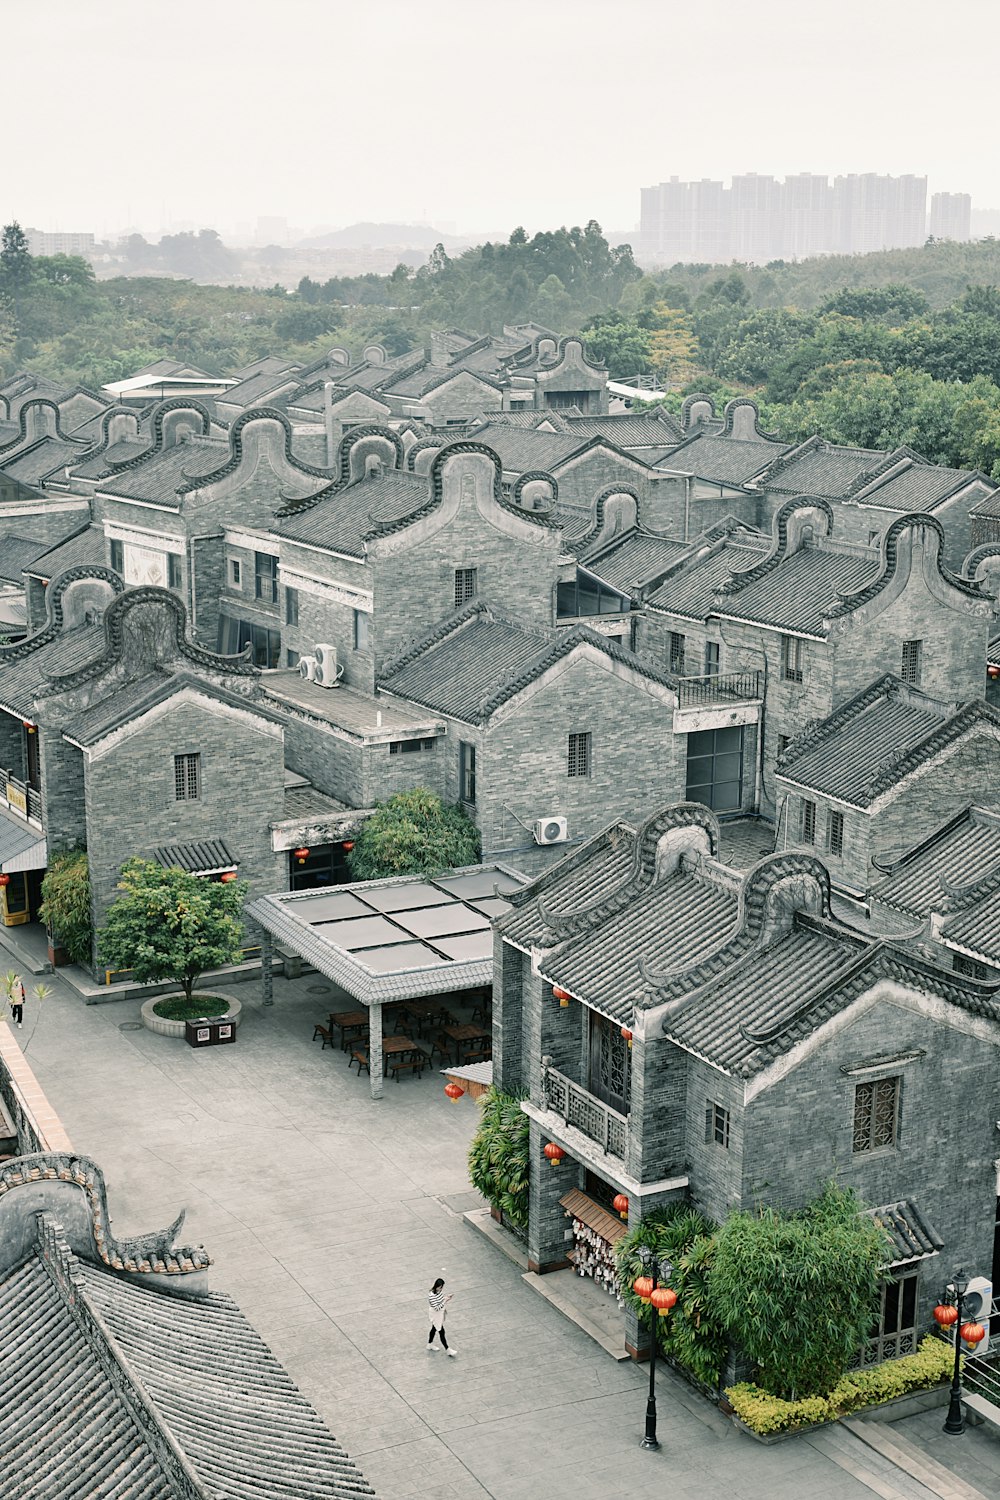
[0,566,126,666]
[825,512,987,622]
[716,495,834,596]
[175,404,334,498]
[1,397,65,453]
[274,423,403,519]
[568,483,642,554]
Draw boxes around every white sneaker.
[447,1349,457,1358]
[427,1344,437,1352]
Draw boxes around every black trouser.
[428,1324,449,1349]
[10,1005,21,1024]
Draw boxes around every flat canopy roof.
[247,863,527,1004]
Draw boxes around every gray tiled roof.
[969,487,1000,519]
[277,470,426,556]
[215,366,301,409]
[778,679,952,806]
[25,524,106,579]
[563,411,684,445]
[717,543,881,635]
[0,624,104,719]
[466,425,586,472]
[871,807,1000,917]
[858,463,986,513]
[871,1199,943,1267]
[68,436,151,480]
[940,885,1000,963]
[642,536,769,618]
[152,838,237,874]
[756,441,883,497]
[584,530,690,593]
[1,435,92,483]
[656,432,788,486]
[98,439,229,507]
[0,533,49,583]
[62,673,175,745]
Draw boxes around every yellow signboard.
[6,785,27,815]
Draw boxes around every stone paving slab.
[11,971,974,1500]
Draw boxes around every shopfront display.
[560,1187,626,1302]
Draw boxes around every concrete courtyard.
[12,968,998,1500]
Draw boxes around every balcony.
[543,1063,629,1161]
[675,670,763,709]
[0,768,42,827]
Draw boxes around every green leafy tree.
[347,788,480,881]
[0,222,32,289]
[615,1202,726,1388]
[707,1183,891,1400]
[38,849,93,966]
[98,858,247,1002]
[581,314,652,379]
[468,1087,529,1228]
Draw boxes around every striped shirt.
[428,1290,447,1316]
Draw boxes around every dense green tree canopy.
[347,788,481,881]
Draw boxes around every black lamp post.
[633,1247,674,1451]
[943,1270,969,1436]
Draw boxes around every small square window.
[109,539,124,574]
[669,631,686,675]
[901,640,922,686]
[455,568,478,607]
[174,752,200,801]
[827,808,844,857]
[230,559,241,588]
[853,1076,899,1153]
[801,799,816,844]
[705,1100,730,1148]
[285,586,299,627]
[704,641,721,677]
[567,731,591,777]
[168,553,182,590]
[353,609,370,652]
[782,635,804,683]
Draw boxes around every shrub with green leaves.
[615,1202,727,1389]
[468,1087,529,1229]
[347,789,480,881]
[38,849,92,965]
[727,1336,955,1434]
[708,1183,891,1400]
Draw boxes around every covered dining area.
[246,862,526,1098]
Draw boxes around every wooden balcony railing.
[0,767,43,826]
[542,1062,629,1161]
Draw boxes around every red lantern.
[989,665,1000,680]
[933,1303,959,1327]
[961,1321,986,1346]
[444,1081,465,1102]
[612,1193,629,1220]
[0,873,9,887]
[621,1026,633,1048]
[220,871,237,883]
[342,841,354,852]
[543,1142,565,1167]
[650,1286,677,1318]
[633,1275,654,1304]
[552,986,571,1008]
[293,847,310,864]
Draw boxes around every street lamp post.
[943,1271,969,1436]
[633,1248,674,1451]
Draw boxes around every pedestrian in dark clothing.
[10,976,24,1028]
[427,1277,456,1357]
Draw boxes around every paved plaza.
[11,967,999,1500]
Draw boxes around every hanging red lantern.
[22,722,35,733]
[342,841,354,852]
[620,1026,633,1048]
[989,665,1000,680]
[961,1321,986,1347]
[444,1081,465,1102]
[543,1142,565,1167]
[552,986,571,1007]
[612,1193,629,1220]
[933,1303,959,1327]
[650,1286,677,1318]
[220,871,237,883]
[0,873,9,887]
[633,1275,654,1304]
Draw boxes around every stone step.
[807,1422,942,1500]
[843,1415,993,1500]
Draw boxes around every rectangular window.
[777,734,791,758]
[669,631,686,675]
[173,752,200,801]
[901,639,922,686]
[459,741,477,803]
[168,553,182,589]
[782,634,804,683]
[254,551,278,603]
[953,952,994,980]
[567,731,591,778]
[217,615,281,669]
[230,559,241,588]
[389,738,435,754]
[705,1100,730,1148]
[869,1270,919,1361]
[109,539,124,573]
[285,587,299,627]
[853,1076,899,1153]
[704,640,721,677]
[454,567,478,607]
[286,649,300,668]
[353,609,370,652]
[827,809,844,857]
[686,725,745,812]
[801,799,816,844]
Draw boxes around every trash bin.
[184,1016,236,1048]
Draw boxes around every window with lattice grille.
[827,808,844,857]
[669,632,686,674]
[801,799,816,844]
[174,753,200,801]
[567,732,591,778]
[853,1076,899,1153]
[901,639,922,685]
[704,640,721,677]
[454,568,478,607]
[705,1100,730,1148]
[782,634,804,683]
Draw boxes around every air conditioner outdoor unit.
[313,642,344,688]
[533,816,568,846]
[299,655,318,682]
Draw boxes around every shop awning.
[0,807,46,874]
[560,1189,626,1246]
[152,840,238,877]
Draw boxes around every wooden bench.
[348,1049,370,1075]
[462,1050,491,1066]
[389,1056,425,1083]
[430,1033,454,1065]
[312,1024,335,1048]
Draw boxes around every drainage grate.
[118,1021,143,1032]
[307,985,331,995]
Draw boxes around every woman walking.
[427,1278,456,1357]
[9,976,24,1028]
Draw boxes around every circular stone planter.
[140,994,243,1039]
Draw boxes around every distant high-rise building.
[783,174,833,260]
[24,228,95,257]
[930,192,971,242]
[730,174,782,264]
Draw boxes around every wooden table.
[401,1000,456,1035]
[330,1010,369,1050]
[380,1034,422,1077]
[441,1023,491,1063]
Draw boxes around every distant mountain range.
[297,223,478,250]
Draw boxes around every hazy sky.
[5,0,998,240]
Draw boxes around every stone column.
[260,930,273,1008]
[526,1117,574,1273]
[368,1001,383,1101]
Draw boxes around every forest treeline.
[6,218,1000,476]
